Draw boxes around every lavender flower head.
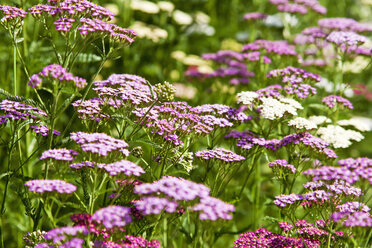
[195,148,245,163]
[322,95,353,109]
[0,100,47,121]
[268,159,297,173]
[134,176,210,201]
[44,226,88,244]
[274,193,303,207]
[92,206,132,229]
[31,124,60,137]
[0,5,27,25]
[25,179,77,194]
[72,98,110,122]
[270,0,326,15]
[326,31,368,46]
[134,196,179,215]
[243,12,268,21]
[70,132,129,157]
[189,196,235,221]
[96,160,145,176]
[243,40,298,56]
[28,64,87,89]
[40,148,78,161]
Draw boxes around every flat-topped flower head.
[243,12,268,21]
[288,117,317,130]
[195,148,245,163]
[134,176,210,201]
[322,95,353,109]
[317,125,364,148]
[28,64,87,89]
[93,74,156,107]
[70,132,129,157]
[189,196,235,221]
[72,98,110,122]
[96,160,145,176]
[0,100,47,121]
[43,226,88,244]
[243,40,298,56]
[268,159,297,173]
[318,17,372,33]
[194,104,251,123]
[40,148,78,161]
[134,197,178,215]
[274,193,303,207]
[236,91,259,106]
[25,179,77,194]
[270,0,326,15]
[303,166,356,184]
[326,31,368,46]
[30,125,60,137]
[0,5,27,25]
[267,66,322,83]
[258,97,303,120]
[92,206,132,229]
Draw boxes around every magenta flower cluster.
[28,64,87,89]
[96,160,145,176]
[322,95,354,109]
[70,132,130,157]
[30,125,60,137]
[0,100,47,121]
[268,159,297,173]
[234,227,321,248]
[92,206,132,229]
[269,0,326,15]
[25,179,77,194]
[40,148,78,161]
[0,4,27,23]
[134,176,235,220]
[195,148,245,162]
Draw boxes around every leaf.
[57,93,79,113]
[74,53,102,63]
[0,88,44,110]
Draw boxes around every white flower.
[288,117,317,130]
[258,97,302,120]
[158,1,174,13]
[236,91,259,105]
[194,11,210,24]
[173,10,193,25]
[130,21,167,42]
[315,78,354,97]
[308,115,332,125]
[317,125,364,148]
[338,117,372,132]
[130,0,159,14]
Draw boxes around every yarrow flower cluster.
[28,64,87,89]
[326,31,368,46]
[322,95,354,109]
[40,148,78,161]
[288,117,317,130]
[243,12,268,21]
[72,98,110,122]
[243,40,298,56]
[28,0,137,45]
[30,125,60,137]
[269,0,326,15]
[268,159,297,174]
[96,160,145,176]
[134,176,235,220]
[257,97,303,120]
[92,74,157,108]
[70,132,129,157]
[234,227,321,248]
[317,125,364,148]
[92,206,132,229]
[133,102,213,146]
[25,179,77,194]
[194,104,251,123]
[195,148,245,162]
[0,100,47,121]
[0,4,27,25]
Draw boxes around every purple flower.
[134,176,210,201]
[195,148,245,163]
[92,206,132,229]
[189,196,235,221]
[243,12,268,21]
[28,64,87,89]
[322,95,353,109]
[70,132,129,157]
[96,160,145,176]
[25,179,77,194]
[44,226,88,244]
[268,159,297,173]
[0,100,47,121]
[274,193,303,207]
[134,197,178,215]
[243,40,298,56]
[40,148,78,161]
[72,98,110,122]
[0,4,27,24]
[326,31,368,46]
[30,125,60,136]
